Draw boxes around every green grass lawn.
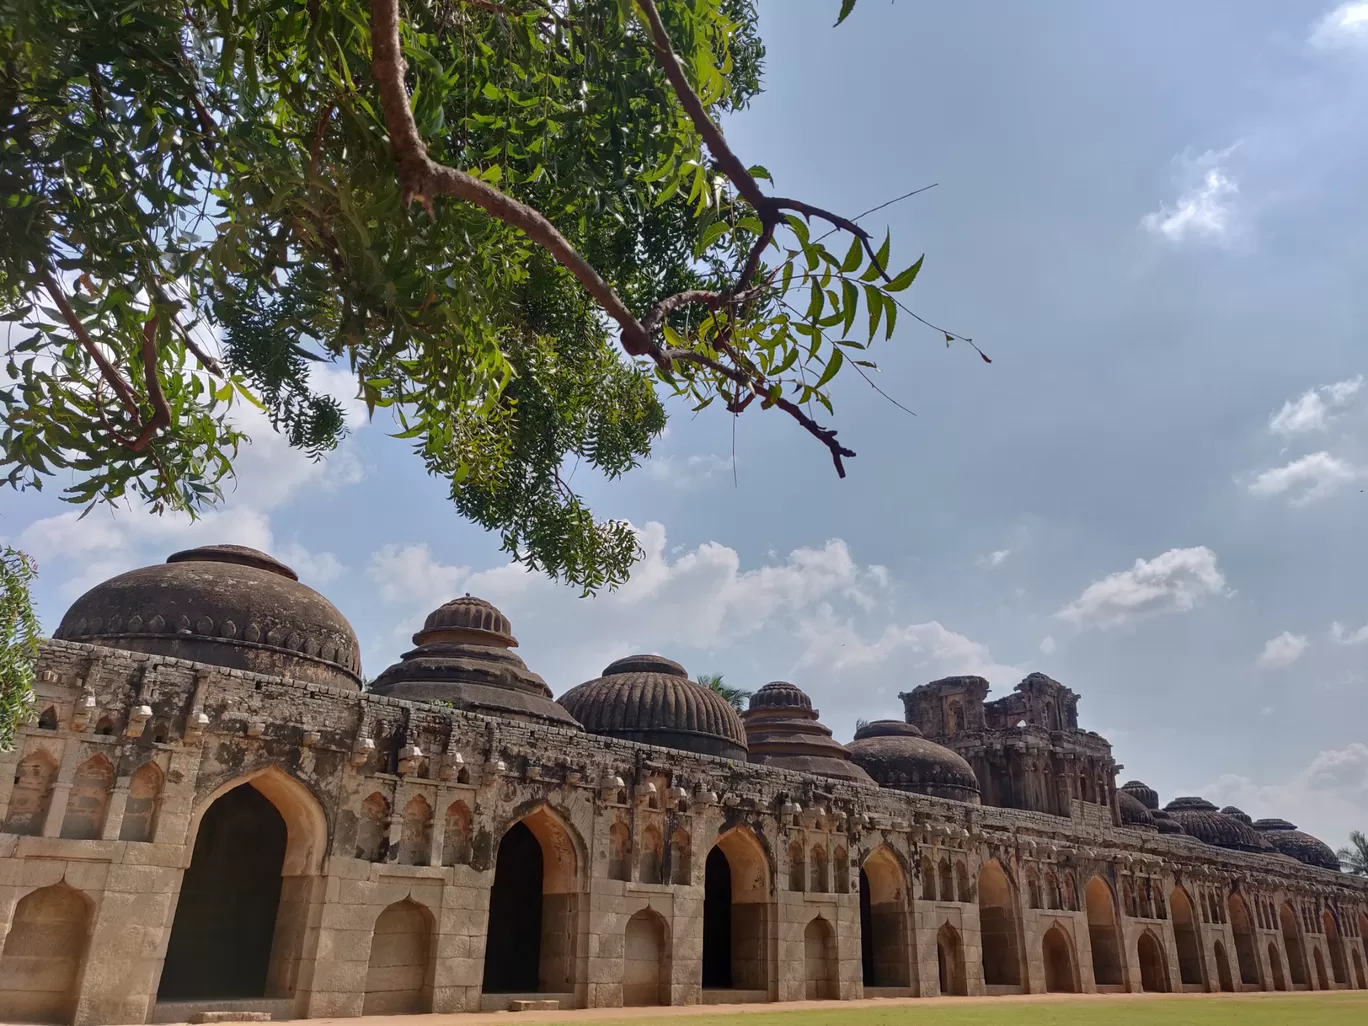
[573,993,1368,1026]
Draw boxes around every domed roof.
[1163,797,1269,853]
[55,544,361,689]
[1253,819,1341,872]
[1153,812,1186,835]
[1221,805,1253,826]
[368,596,579,729]
[739,682,873,784]
[846,720,980,803]
[1120,780,1160,811]
[556,656,747,760]
[1118,790,1156,830]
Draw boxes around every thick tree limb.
[41,271,140,418]
[126,314,170,453]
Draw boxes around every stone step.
[189,1014,272,1024]
[509,999,561,1011]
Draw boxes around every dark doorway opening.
[702,846,732,988]
[483,822,543,993]
[159,785,286,999]
[858,869,874,985]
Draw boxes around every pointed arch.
[1313,946,1329,990]
[788,839,805,892]
[94,714,117,735]
[977,858,1022,987]
[363,898,434,1014]
[623,908,669,1006]
[1351,947,1364,990]
[1044,870,1061,910]
[1137,930,1169,993]
[809,843,828,893]
[1213,940,1235,992]
[1027,867,1042,910]
[703,826,771,992]
[1280,901,1308,986]
[670,827,692,885]
[1085,875,1123,987]
[120,760,164,842]
[1042,923,1077,993]
[936,922,967,996]
[833,846,849,894]
[1170,885,1204,987]
[0,882,92,1024]
[356,792,390,862]
[186,764,328,876]
[60,753,114,840]
[1324,910,1347,986]
[3,749,58,836]
[608,821,631,882]
[1062,873,1077,912]
[803,915,837,999]
[921,855,937,901]
[860,844,910,988]
[1268,941,1286,991]
[397,795,432,866]
[1228,892,1260,987]
[939,858,954,904]
[639,824,663,885]
[441,799,472,866]
[36,706,58,730]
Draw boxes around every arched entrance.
[623,909,668,1007]
[1042,924,1077,993]
[859,846,909,988]
[1280,902,1308,987]
[0,883,91,1024]
[363,899,434,1014]
[803,916,837,1000]
[1170,886,1204,988]
[1324,911,1347,987]
[482,806,580,996]
[702,827,770,995]
[1228,894,1260,988]
[1268,942,1286,991]
[1085,876,1123,987]
[1313,947,1329,990]
[1352,948,1365,990]
[1137,931,1169,993]
[936,923,967,996]
[977,860,1022,988]
[1213,941,1235,992]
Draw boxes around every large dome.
[1163,797,1269,853]
[1118,790,1156,830]
[1253,819,1341,872]
[556,656,747,760]
[740,682,874,784]
[1120,780,1160,810]
[846,720,979,803]
[55,544,361,689]
[369,596,580,729]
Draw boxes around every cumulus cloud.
[1309,1,1368,49]
[1257,631,1309,669]
[641,453,733,488]
[976,549,1011,569]
[1246,451,1359,504]
[1330,620,1368,645]
[1141,148,1241,244]
[1054,546,1228,630]
[1268,376,1363,436]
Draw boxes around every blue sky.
[6,1,1368,849]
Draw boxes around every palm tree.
[697,673,751,713]
[1338,830,1368,876]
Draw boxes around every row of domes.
[1119,781,1340,872]
[56,546,980,801]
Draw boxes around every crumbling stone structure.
[1,545,1365,1025]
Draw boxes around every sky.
[5,1,1368,850]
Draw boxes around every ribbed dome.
[1118,790,1156,829]
[1120,780,1160,811]
[1221,805,1253,826]
[369,596,579,729]
[1253,819,1341,872]
[740,682,873,784]
[846,720,979,803]
[556,656,747,760]
[1163,797,1269,853]
[1154,813,1185,835]
[55,545,361,689]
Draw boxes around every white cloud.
[1309,2,1368,49]
[1247,451,1359,504]
[1141,148,1241,244]
[1039,635,1057,655]
[1054,546,1228,630]
[1257,631,1309,669]
[1330,620,1368,645]
[976,549,1011,569]
[1268,375,1363,436]
[642,453,733,488]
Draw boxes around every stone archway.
[623,908,669,1007]
[859,845,910,989]
[1314,946,1329,990]
[1137,930,1169,993]
[1042,924,1077,993]
[482,805,582,996]
[1213,941,1235,992]
[1268,941,1286,991]
[363,899,434,1014]
[159,769,325,1001]
[702,826,770,995]
[1085,876,1123,987]
[1280,902,1308,987]
[803,916,837,1000]
[936,923,967,996]
[0,883,92,1024]
[977,860,1022,988]
[59,755,113,840]
[1324,911,1347,987]
[1228,893,1260,988]
[1170,886,1204,987]
[1352,947,1365,990]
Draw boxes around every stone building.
[1,544,1365,1025]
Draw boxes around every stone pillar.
[41,741,81,837]
[101,774,133,841]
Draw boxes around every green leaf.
[816,347,844,388]
[840,235,862,274]
[835,0,859,27]
[864,284,884,340]
[886,255,924,292]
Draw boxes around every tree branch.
[41,271,140,418]
[126,313,171,453]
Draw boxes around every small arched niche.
[0,883,92,1024]
[363,898,435,1015]
[623,908,670,1007]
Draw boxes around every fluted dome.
[1253,819,1341,872]
[1118,790,1156,830]
[740,682,873,784]
[369,596,579,729]
[846,720,979,803]
[1120,780,1160,811]
[556,656,747,760]
[55,545,361,689]
[1163,797,1269,853]
[1221,805,1253,826]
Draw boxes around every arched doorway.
[1085,876,1123,987]
[1268,942,1286,991]
[1042,925,1077,993]
[936,923,967,996]
[482,806,581,996]
[803,917,837,1000]
[1228,894,1260,988]
[1137,931,1168,993]
[859,846,909,988]
[1352,948,1365,990]
[1170,886,1204,988]
[1213,941,1235,992]
[702,827,770,995]
[1280,902,1308,986]
[623,909,668,1007]
[977,860,1022,988]
[363,899,434,1014]
[1313,947,1329,990]
[1324,911,1347,987]
[0,883,91,1024]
